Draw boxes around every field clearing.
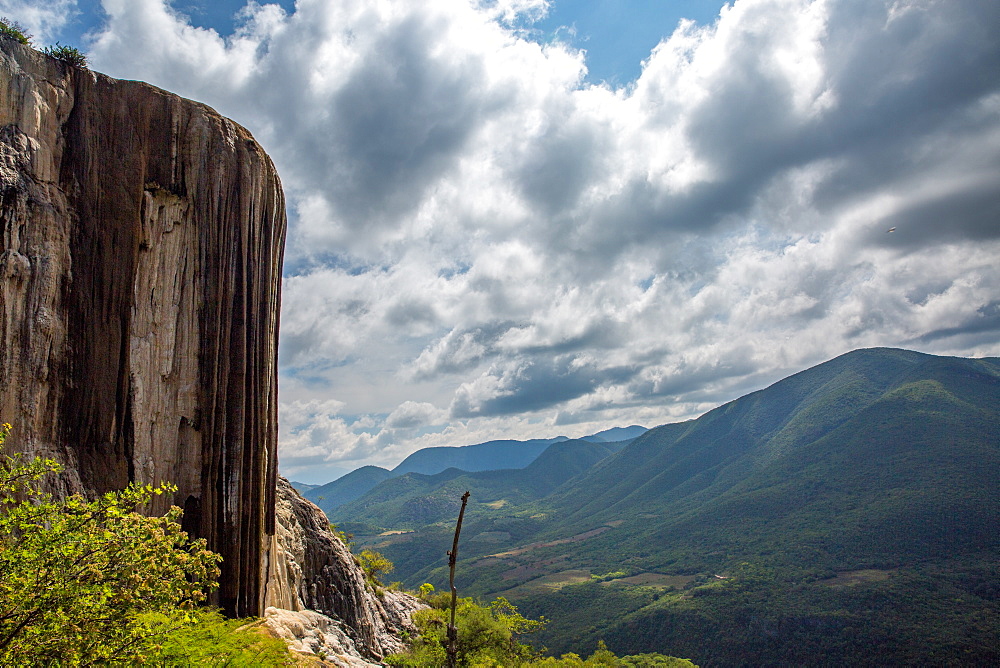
[604,573,695,588]
[470,531,511,543]
[500,555,571,580]
[488,526,613,558]
[822,569,894,588]
[501,569,593,596]
[354,531,416,549]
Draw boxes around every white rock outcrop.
[267,478,425,662]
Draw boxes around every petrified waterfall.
[0,39,422,662]
[0,40,283,617]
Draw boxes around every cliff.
[0,38,283,616]
[0,38,420,662]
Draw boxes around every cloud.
[386,401,446,429]
[450,354,637,417]
[0,0,78,42]
[78,0,1000,479]
[277,397,394,472]
[408,321,516,379]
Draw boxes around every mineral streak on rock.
[0,40,284,617]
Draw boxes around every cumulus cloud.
[277,397,394,475]
[0,0,77,42]
[386,401,446,429]
[450,354,637,417]
[72,0,1000,480]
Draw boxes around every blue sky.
[5,0,999,484]
[29,1,727,84]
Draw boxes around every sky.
[5,0,999,484]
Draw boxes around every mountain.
[288,481,320,493]
[580,425,647,443]
[391,436,568,475]
[331,437,632,579]
[545,348,999,543]
[330,438,629,531]
[302,438,567,515]
[361,348,999,665]
[304,466,394,514]
[306,430,647,514]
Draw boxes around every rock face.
[267,478,423,661]
[0,40,422,663]
[0,40,282,616]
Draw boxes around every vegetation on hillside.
[386,584,695,667]
[144,608,292,665]
[358,548,395,587]
[43,43,88,67]
[0,17,29,44]
[331,349,1000,665]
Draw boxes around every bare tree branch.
[446,490,470,668]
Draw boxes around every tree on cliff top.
[0,423,222,664]
[43,43,88,68]
[0,18,30,45]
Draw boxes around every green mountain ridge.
[304,465,394,514]
[330,438,630,530]
[391,436,569,475]
[342,348,999,665]
[306,428,646,515]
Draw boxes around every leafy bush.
[530,641,698,666]
[358,549,394,586]
[43,43,88,68]
[0,17,29,44]
[329,521,354,548]
[387,591,695,667]
[0,423,223,664]
[387,594,545,666]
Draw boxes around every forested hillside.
[339,349,1000,665]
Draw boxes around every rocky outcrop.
[264,608,380,667]
[266,477,423,661]
[0,40,283,616]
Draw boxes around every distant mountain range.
[301,426,647,516]
[330,348,999,665]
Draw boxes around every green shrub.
[358,549,394,587]
[0,423,223,664]
[386,594,545,667]
[329,521,354,548]
[0,17,30,45]
[43,43,87,68]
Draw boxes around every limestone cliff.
[0,39,283,616]
[0,39,422,662]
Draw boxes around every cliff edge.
[0,37,283,616]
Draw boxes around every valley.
[320,348,1000,665]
